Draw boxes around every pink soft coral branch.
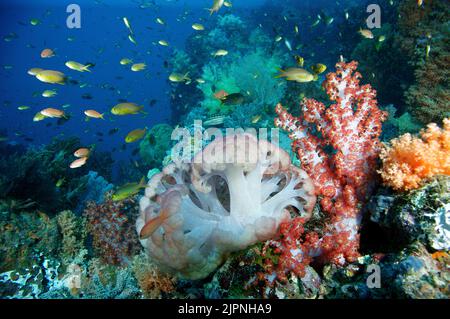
[274,60,387,267]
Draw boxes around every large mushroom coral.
[136,133,316,280]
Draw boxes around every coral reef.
[380,105,422,141]
[74,171,114,214]
[80,260,141,299]
[139,124,174,168]
[137,133,316,280]
[274,61,387,275]
[396,0,450,123]
[0,209,59,273]
[268,62,386,290]
[57,210,87,265]
[132,253,177,299]
[369,176,450,251]
[379,118,450,191]
[84,193,141,266]
[0,137,113,214]
[197,50,286,116]
[319,243,449,299]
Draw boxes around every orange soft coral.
[379,118,450,191]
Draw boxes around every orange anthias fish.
[139,207,170,240]
[40,108,66,118]
[139,190,182,240]
[40,48,55,58]
[69,157,88,169]
[213,90,229,100]
[74,148,90,158]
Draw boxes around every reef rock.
[369,176,450,251]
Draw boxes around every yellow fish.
[33,112,47,121]
[208,0,224,15]
[169,72,191,83]
[123,17,133,33]
[42,90,57,98]
[28,68,44,76]
[158,40,169,46]
[128,34,137,45]
[35,70,66,85]
[112,177,146,201]
[131,63,146,72]
[120,58,133,65]
[56,177,65,188]
[213,49,228,57]
[294,55,304,67]
[111,102,145,115]
[275,68,315,83]
[251,114,262,124]
[65,61,91,72]
[125,127,147,143]
[192,23,205,31]
[311,63,327,75]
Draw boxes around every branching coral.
[57,210,87,264]
[132,253,177,299]
[84,193,141,266]
[379,118,450,191]
[136,133,316,280]
[274,60,387,267]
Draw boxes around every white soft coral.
[136,133,316,279]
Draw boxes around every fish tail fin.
[274,68,285,78]
[100,113,105,120]
[139,176,146,188]
[140,110,148,115]
[184,72,191,83]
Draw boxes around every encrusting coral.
[379,118,450,191]
[274,60,387,272]
[136,133,316,280]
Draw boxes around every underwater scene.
[0,0,448,300]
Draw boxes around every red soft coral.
[273,60,387,270]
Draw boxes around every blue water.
[0,0,383,178]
